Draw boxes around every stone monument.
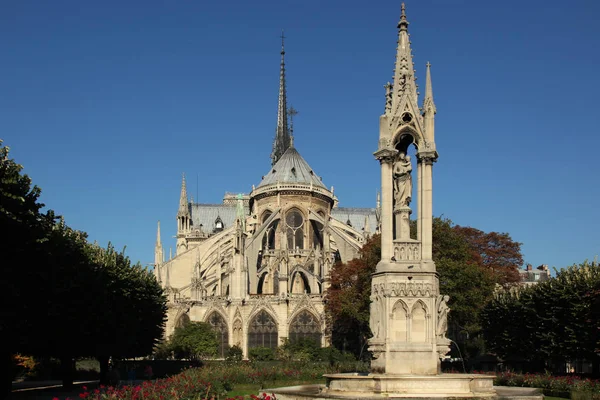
[268,3,497,398]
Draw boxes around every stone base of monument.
[322,373,495,398]
[263,373,542,400]
[263,381,543,400]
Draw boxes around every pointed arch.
[206,311,229,358]
[175,313,190,329]
[391,300,408,342]
[248,309,278,350]
[232,319,243,347]
[411,300,428,343]
[285,207,305,250]
[289,309,321,345]
[290,270,310,294]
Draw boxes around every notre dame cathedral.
[153,31,383,359]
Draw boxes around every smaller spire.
[423,61,436,114]
[156,220,162,246]
[178,173,189,217]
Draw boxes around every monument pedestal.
[369,260,444,376]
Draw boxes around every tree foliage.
[481,260,600,373]
[454,226,523,287]
[325,234,380,359]
[169,322,219,361]
[0,140,167,391]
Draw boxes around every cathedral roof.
[190,203,249,233]
[257,146,327,189]
[331,207,379,233]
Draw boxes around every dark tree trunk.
[593,359,600,378]
[60,355,74,391]
[98,356,110,385]
[1,352,12,400]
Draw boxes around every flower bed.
[50,361,335,400]
[494,371,600,399]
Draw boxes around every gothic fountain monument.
[268,3,498,399]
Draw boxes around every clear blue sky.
[2,0,599,271]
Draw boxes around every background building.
[518,264,550,286]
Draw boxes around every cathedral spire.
[270,30,292,166]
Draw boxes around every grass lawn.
[226,380,325,397]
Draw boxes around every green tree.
[325,234,380,360]
[169,322,218,361]
[89,243,167,383]
[0,141,56,396]
[429,218,495,359]
[481,260,600,373]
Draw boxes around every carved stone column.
[418,154,436,263]
[374,148,398,262]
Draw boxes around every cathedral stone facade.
[153,37,380,358]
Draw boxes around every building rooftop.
[257,146,327,189]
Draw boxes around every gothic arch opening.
[248,310,278,350]
[232,319,243,347]
[289,310,321,345]
[286,208,304,250]
[207,311,229,358]
[262,217,279,250]
[392,130,418,239]
[175,313,190,329]
[411,301,428,343]
[391,300,408,342]
[311,220,324,249]
[290,270,310,294]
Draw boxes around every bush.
[226,345,243,362]
[248,347,275,361]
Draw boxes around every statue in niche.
[436,295,450,340]
[393,152,413,207]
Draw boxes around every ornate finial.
[398,2,409,31]
[280,30,286,54]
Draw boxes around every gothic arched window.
[262,220,278,250]
[289,310,321,345]
[207,312,229,358]
[311,220,324,249]
[248,310,278,350]
[176,313,190,329]
[286,209,304,250]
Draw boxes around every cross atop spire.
[270,30,292,166]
